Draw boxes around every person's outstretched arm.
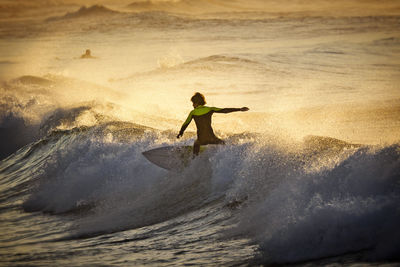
[214,107,249,113]
[177,111,193,138]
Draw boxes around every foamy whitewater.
[0,1,400,266]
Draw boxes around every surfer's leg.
[193,140,201,156]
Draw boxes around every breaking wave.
[46,5,122,21]
[1,109,399,264]
[226,140,400,263]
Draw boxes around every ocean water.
[1,1,400,266]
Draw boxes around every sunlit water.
[0,2,399,266]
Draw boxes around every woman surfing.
[177,92,249,155]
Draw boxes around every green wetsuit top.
[179,106,241,144]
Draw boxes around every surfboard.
[142,145,206,171]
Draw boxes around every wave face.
[227,141,400,263]
[1,116,399,265]
[46,5,122,21]
[0,117,258,265]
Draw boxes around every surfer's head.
[191,92,206,107]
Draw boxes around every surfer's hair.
[191,92,206,105]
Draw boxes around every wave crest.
[46,5,121,21]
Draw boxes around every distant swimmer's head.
[80,49,93,59]
[191,92,206,108]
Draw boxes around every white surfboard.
[142,145,207,171]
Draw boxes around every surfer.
[80,49,95,59]
[177,92,249,155]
